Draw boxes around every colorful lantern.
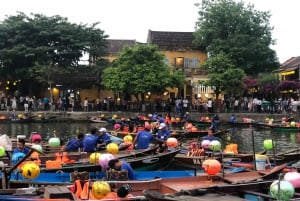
[202,159,221,175]
[284,172,300,188]
[270,180,295,201]
[209,140,221,152]
[106,143,119,155]
[89,153,101,164]
[123,135,133,143]
[92,181,111,199]
[0,146,5,157]
[48,137,60,147]
[21,162,40,180]
[99,153,115,169]
[166,137,178,148]
[31,144,43,152]
[290,121,296,127]
[201,140,211,149]
[263,139,274,150]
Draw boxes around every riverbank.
[0,110,293,122]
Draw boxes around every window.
[175,57,184,69]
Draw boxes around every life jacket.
[102,192,118,200]
[73,179,85,198]
[120,142,134,151]
[122,126,130,133]
[79,180,97,200]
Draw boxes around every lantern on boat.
[290,121,296,127]
[99,153,115,169]
[48,137,60,147]
[270,180,295,201]
[201,140,211,149]
[21,162,40,180]
[112,114,118,120]
[92,181,111,199]
[11,152,25,164]
[284,172,300,188]
[123,135,133,143]
[0,145,5,157]
[202,159,221,175]
[282,117,287,122]
[166,137,178,148]
[205,116,209,121]
[263,139,275,150]
[89,153,101,164]
[31,144,43,152]
[106,143,119,155]
[209,140,221,152]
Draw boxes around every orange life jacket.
[80,181,97,200]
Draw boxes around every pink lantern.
[166,137,178,148]
[201,140,211,149]
[284,172,300,188]
[98,153,115,169]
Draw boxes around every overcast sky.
[0,0,299,63]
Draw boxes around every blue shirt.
[97,133,112,145]
[83,134,98,152]
[64,138,83,152]
[211,120,217,133]
[121,161,135,180]
[230,115,236,123]
[157,130,170,141]
[13,147,30,155]
[203,135,217,141]
[135,130,155,149]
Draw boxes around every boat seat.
[106,169,128,181]
[70,171,89,183]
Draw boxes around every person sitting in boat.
[108,158,135,180]
[63,133,84,152]
[209,118,217,133]
[156,123,170,152]
[13,138,30,155]
[202,131,217,142]
[83,127,98,152]
[132,122,155,149]
[230,114,236,123]
[97,127,112,150]
[117,184,134,198]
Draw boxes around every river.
[0,122,299,153]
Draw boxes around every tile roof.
[279,56,300,71]
[147,30,204,51]
[106,39,141,56]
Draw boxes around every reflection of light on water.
[290,133,296,143]
[296,133,300,143]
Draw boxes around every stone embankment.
[0,110,292,122]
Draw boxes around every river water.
[0,122,299,153]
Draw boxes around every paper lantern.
[209,140,221,152]
[202,159,221,175]
[263,139,275,150]
[12,152,25,164]
[0,146,5,157]
[123,135,133,143]
[21,162,40,180]
[31,144,43,152]
[290,121,296,127]
[284,172,300,188]
[270,180,295,201]
[282,117,287,122]
[48,137,60,147]
[89,153,101,164]
[99,153,115,169]
[106,143,119,155]
[205,116,209,121]
[166,137,178,148]
[201,140,211,149]
[92,181,111,199]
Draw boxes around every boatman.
[133,122,155,149]
[97,127,112,150]
[156,123,170,152]
[13,138,30,155]
[108,158,135,180]
[82,127,98,152]
[63,133,84,152]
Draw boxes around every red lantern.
[202,159,221,175]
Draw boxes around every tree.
[0,12,108,96]
[102,44,185,101]
[194,0,279,75]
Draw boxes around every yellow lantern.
[89,153,101,164]
[92,181,111,199]
[106,143,119,155]
[21,162,40,180]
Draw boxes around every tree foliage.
[194,0,279,75]
[102,44,185,101]
[0,12,108,95]
[258,73,279,99]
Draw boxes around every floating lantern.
[0,146,5,157]
[166,137,178,148]
[92,181,111,199]
[263,139,275,150]
[270,180,295,201]
[21,162,40,180]
[106,143,119,155]
[99,153,115,169]
[201,140,211,149]
[202,159,221,175]
[48,137,60,147]
[123,135,133,143]
[209,140,222,152]
[89,153,101,164]
[284,172,300,188]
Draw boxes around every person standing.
[83,97,88,111]
[82,127,98,152]
[133,123,155,149]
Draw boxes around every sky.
[0,0,299,63]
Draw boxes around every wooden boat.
[269,124,300,132]
[89,116,107,123]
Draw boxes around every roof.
[147,30,205,51]
[279,56,300,71]
[106,39,138,56]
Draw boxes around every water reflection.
[0,122,299,153]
